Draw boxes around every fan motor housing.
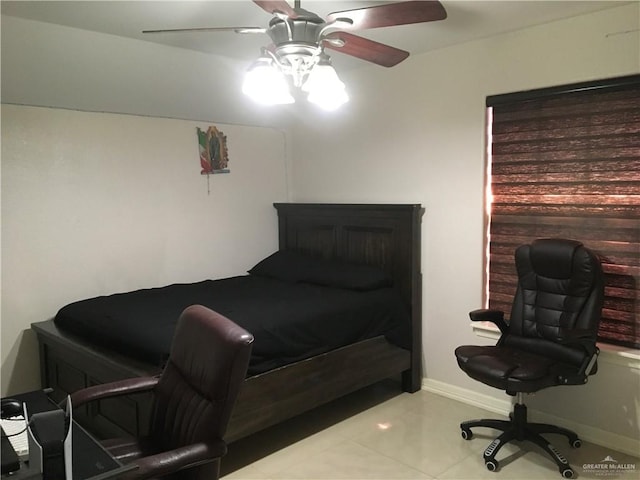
[268,16,324,46]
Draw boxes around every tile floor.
[221,379,639,480]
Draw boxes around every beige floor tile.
[222,462,273,480]
[352,409,485,477]
[221,382,639,480]
[223,424,348,477]
[249,430,348,476]
[322,392,418,440]
[269,440,433,480]
[564,441,640,480]
[438,435,640,480]
[440,433,640,479]
[438,442,567,479]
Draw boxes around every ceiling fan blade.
[253,0,298,18]
[326,1,446,30]
[324,32,409,67]
[143,26,266,34]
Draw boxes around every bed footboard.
[226,335,410,442]
[33,319,159,438]
[33,320,410,441]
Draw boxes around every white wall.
[0,15,295,128]
[1,105,289,394]
[290,4,640,454]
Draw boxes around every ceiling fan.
[143,1,448,109]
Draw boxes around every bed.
[31,203,423,443]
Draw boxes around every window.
[486,74,640,349]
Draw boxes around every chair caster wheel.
[461,428,472,440]
[561,467,574,478]
[485,459,498,472]
[570,439,582,448]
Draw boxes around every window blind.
[486,75,640,349]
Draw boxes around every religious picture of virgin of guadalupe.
[197,126,230,174]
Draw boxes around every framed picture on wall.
[197,126,230,174]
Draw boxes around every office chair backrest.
[148,305,254,451]
[505,239,605,368]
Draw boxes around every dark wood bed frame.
[31,203,423,443]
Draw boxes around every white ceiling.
[0,0,630,72]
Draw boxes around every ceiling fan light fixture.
[307,84,349,111]
[242,56,294,105]
[145,0,448,109]
[302,54,349,110]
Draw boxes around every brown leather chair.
[70,304,254,480]
[455,239,604,479]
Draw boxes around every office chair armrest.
[556,346,600,386]
[70,376,160,408]
[554,331,601,384]
[557,329,598,353]
[469,309,508,335]
[122,440,228,480]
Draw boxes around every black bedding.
[54,275,410,376]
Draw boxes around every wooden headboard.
[274,203,424,390]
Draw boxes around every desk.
[2,390,135,480]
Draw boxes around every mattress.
[54,275,410,375]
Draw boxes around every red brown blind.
[487,75,640,349]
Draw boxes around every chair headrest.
[529,238,584,279]
[170,305,254,399]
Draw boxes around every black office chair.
[70,305,254,480]
[455,239,604,479]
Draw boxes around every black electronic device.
[29,410,66,479]
[1,398,23,419]
[26,396,73,480]
[2,391,131,480]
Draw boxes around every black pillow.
[248,250,309,283]
[248,250,393,291]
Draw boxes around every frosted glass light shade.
[242,59,294,105]
[302,63,349,111]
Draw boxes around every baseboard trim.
[421,378,640,457]
[421,378,512,416]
